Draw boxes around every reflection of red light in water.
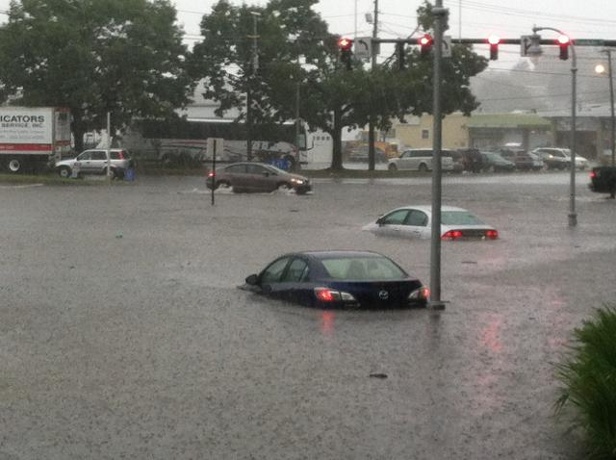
[481,316,502,352]
[320,311,335,335]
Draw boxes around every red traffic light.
[337,37,353,51]
[488,35,500,60]
[419,34,433,57]
[557,34,570,60]
[419,34,433,47]
[487,35,500,46]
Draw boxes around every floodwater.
[1,171,615,459]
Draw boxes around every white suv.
[388,148,455,172]
[55,149,134,179]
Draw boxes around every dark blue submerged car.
[242,250,429,309]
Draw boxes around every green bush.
[555,305,616,459]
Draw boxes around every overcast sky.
[171,0,616,68]
[2,0,616,68]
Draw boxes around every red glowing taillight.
[590,170,597,180]
[485,229,499,239]
[207,171,215,178]
[314,287,356,303]
[314,287,338,302]
[441,230,463,240]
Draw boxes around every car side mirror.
[376,217,384,226]
[245,274,259,285]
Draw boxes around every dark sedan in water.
[242,250,429,309]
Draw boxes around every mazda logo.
[378,290,389,300]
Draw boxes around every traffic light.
[557,34,570,60]
[488,35,500,60]
[396,42,405,70]
[337,37,353,70]
[419,34,433,57]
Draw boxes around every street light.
[532,26,578,227]
[595,50,616,167]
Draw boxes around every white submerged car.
[362,205,499,240]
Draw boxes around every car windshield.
[441,211,485,225]
[321,257,407,281]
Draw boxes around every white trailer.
[0,106,72,173]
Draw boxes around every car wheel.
[277,183,292,193]
[58,166,72,178]
[388,163,398,172]
[418,163,428,173]
[216,180,231,191]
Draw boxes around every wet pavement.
[1,171,615,459]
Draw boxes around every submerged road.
[1,171,614,459]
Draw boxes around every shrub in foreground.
[555,305,616,459]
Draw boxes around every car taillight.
[441,230,463,240]
[590,171,597,179]
[409,286,430,301]
[314,287,356,302]
[485,229,499,239]
[207,171,215,178]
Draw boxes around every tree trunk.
[330,107,344,172]
[71,109,85,153]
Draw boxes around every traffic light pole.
[428,3,447,310]
[533,26,577,227]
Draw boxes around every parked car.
[362,205,499,240]
[532,147,571,170]
[499,149,540,171]
[387,148,455,172]
[206,162,311,194]
[347,146,387,163]
[480,151,515,172]
[456,148,484,173]
[447,150,466,173]
[528,152,545,170]
[532,147,590,171]
[572,154,590,170]
[588,166,616,198]
[241,250,429,309]
[55,149,134,179]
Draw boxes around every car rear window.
[441,211,485,225]
[321,257,407,281]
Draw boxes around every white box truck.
[0,106,72,173]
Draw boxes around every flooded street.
[2,171,615,459]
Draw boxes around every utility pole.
[295,40,301,171]
[367,0,378,171]
[607,49,615,167]
[246,11,260,162]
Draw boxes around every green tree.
[188,0,339,166]
[0,0,194,151]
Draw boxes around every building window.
[421,129,430,139]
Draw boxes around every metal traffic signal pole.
[367,0,379,171]
[429,2,447,310]
[533,26,577,227]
